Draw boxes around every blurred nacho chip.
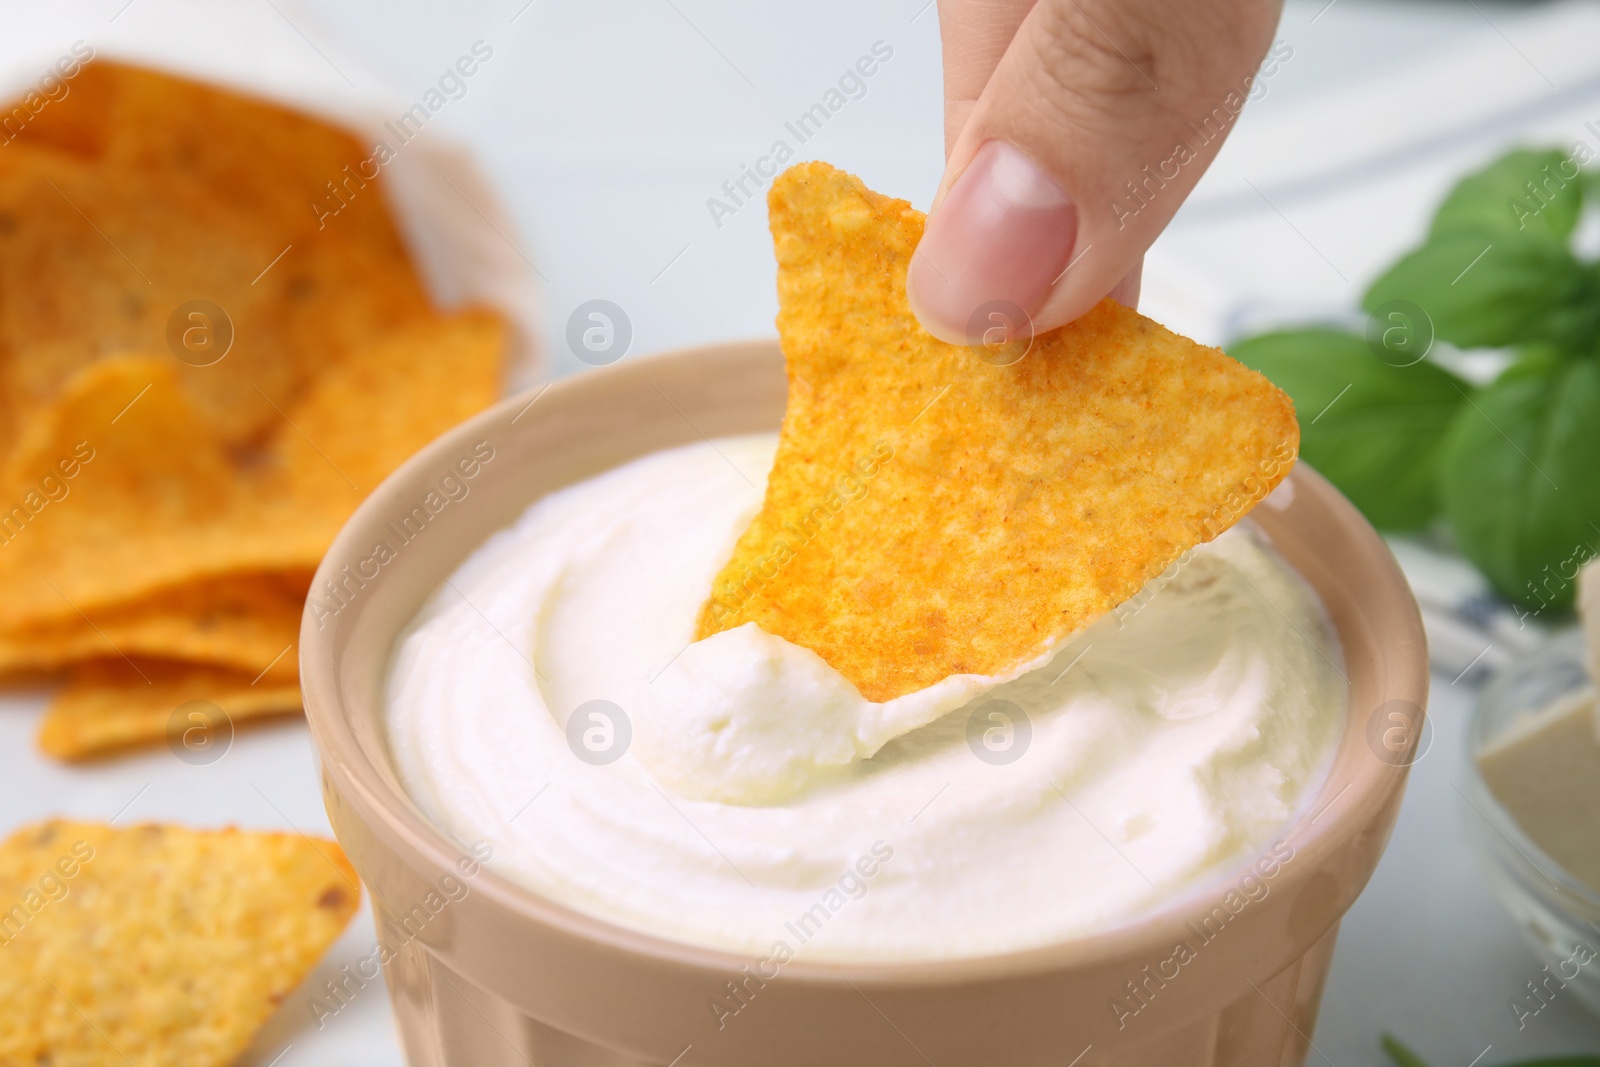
[272,230,432,382]
[0,62,509,745]
[38,660,301,761]
[90,63,433,394]
[0,61,435,451]
[0,354,280,628]
[0,51,113,160]
[0,310,502,632]
[0,571,308,679]
[10,61,419,254]
[281,306,507,501]
[696,161,1299,701]
[99,63,415,252]
[0,819,358,1064]
[0,144,300,444]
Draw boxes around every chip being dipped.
[695,161,1299,702]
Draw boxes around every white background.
[3,0,1600,1064]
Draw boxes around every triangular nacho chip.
[0,820,358,1063]
[0,354,302,628]
[37,659,302,761]
[0,308,504,631]
[0,144,302,446]
[279,306,508,504]
[696,162,1299,700]
[0,571,308,680]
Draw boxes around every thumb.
[908,0,1281,344]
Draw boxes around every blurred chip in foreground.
[0,820,359,1064]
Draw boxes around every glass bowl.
[1462,628,1600,1019]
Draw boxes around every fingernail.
[907,140,1077,345]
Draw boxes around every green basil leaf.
[1229,328,1466,529]
[1530,261,1600,352]
[1362,232,1585,349]
[1506,343,1567,377]
[1431,148,1582,244]
[1381,1034,1432,1067]
[1438,359,1600,612]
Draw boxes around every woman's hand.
[908,0,1283,343]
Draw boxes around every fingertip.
[906,255,972,345]
[905,140,1077,347]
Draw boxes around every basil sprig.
[1229,148,1600,612]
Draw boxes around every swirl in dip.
[385,434,1345,961]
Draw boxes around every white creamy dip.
[385,434,1345,961]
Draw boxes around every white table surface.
[5,0,1600,1064]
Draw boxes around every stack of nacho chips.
[0,62,507,758]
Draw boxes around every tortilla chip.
[12,62,416,250]
[0,62,437,452]
[0,571,308,678]
[0,145,302,445]
[278,306,508,502]
[103,62,435,388]
[0,819,358,1065]
[99,63,411,250]
[696,162,1299,701]
[0,309,503,631]
[270,231,434,383]
[0,55,116,161]
[0,62,503,730]
[93,61,435,398]
[38,660,302,761]
[0,355,287,629]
